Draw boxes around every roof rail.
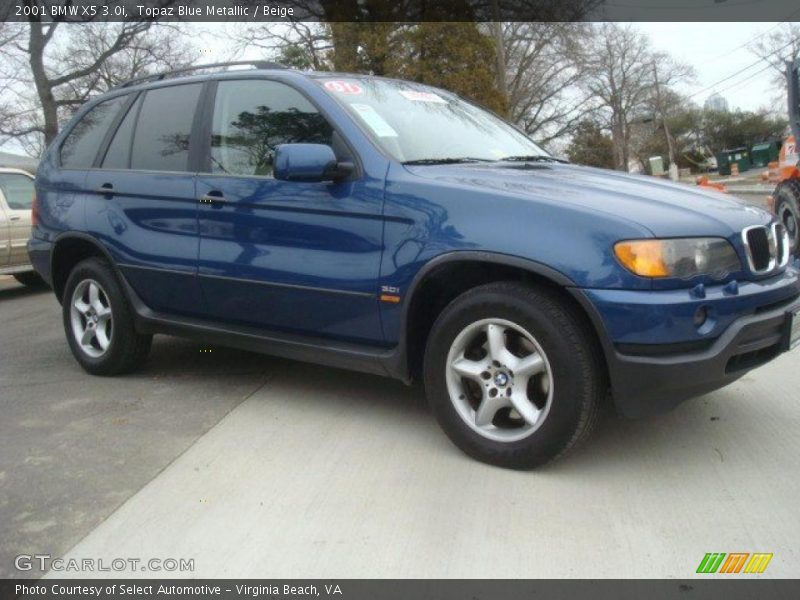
[116,61,287,89]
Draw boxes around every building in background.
[704,93,729,113]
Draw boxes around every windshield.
[318,77,548,163]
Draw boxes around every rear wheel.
[62,258,152,375]
[13,271,46,287]
[775,180,800,257]
[424,281,604,469]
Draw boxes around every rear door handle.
[9,215,21,221]
[96,183,114,197]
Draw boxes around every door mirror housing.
[273,144,353,182]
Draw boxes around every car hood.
[404,162,772,237]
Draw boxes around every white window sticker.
[398,90,447,103]
[350,104,398,138]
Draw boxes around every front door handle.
[199,191,228,209]
[9,215,21,221]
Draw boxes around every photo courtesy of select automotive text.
[2,0,800,597]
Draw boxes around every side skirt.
[120,276,406,381]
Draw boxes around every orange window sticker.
[324,80,363,95]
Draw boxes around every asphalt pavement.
[1,275,799,579]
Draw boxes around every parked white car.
[0,168,43,286]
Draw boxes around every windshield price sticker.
[399,90,447,103]
[350,104,398,138]
[324,81,363,95]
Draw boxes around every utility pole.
[491,1,508,104]
[652,62,678,181]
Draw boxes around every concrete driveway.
[0,277,271,578]
[2,275,799,579]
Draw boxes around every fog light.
[693,306,708,328]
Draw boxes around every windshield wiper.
[499,155,568,163]
[402,157,496,165]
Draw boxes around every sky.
[635,22,787,112]
[0,21,793,156]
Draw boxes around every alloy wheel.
[70,279,113,358]
[445,318,553,442]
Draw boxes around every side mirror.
[273,144,353,183]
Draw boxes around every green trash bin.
[750,141,780,168]
[716,147,752,176]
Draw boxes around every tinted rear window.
[131,84,202,172]
[60,95,128,168]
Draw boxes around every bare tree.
[501,22,598,146]
[581,24,693,171]
[232,23,335,70]
[0,2,197,156]
[749,23,800,103]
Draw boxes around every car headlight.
[613,238,741,279]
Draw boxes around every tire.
[423,281,605,469]
[774,179,800,257]
[62,257,152,375]
[13,271,47,287]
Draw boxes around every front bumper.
[607,294,799,416]
[577,269,800,417]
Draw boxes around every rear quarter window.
[101,95,142,170]
[60,95,128,169]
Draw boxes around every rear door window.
[60,95,128,168]
[130,84,202,172]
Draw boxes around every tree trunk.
[610,117,626,171]
[621,124,630,172]
[28,21,58,146]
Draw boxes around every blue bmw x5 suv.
[29,61,800,468]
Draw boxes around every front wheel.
[62,257,152,375]
[424,282,605,469]
[774,180,800,257]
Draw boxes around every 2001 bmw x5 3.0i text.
[28,62,800,468]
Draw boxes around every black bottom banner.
[2,579,800,600]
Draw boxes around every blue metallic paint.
[83,168,203,316]
[273,143,339,182]
[195,172,386,343]
[585,269,800,346]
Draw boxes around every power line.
[708,61,776,97]
[687,35,799,100]
[703,11,800,63]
